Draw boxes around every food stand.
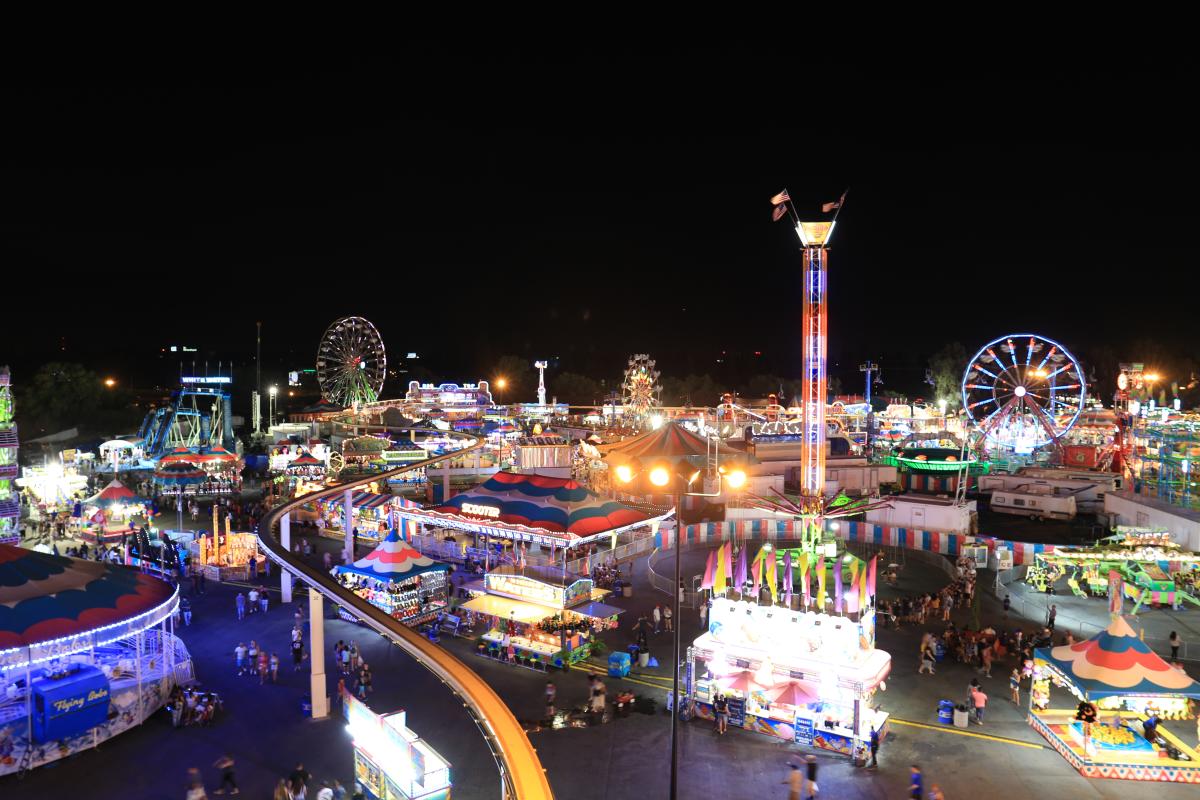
[333,530,450,626]
[1030,615,1200,782]
[80,480,148,544]
[343,689,452,800]
[688,596,891,756]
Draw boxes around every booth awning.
[335,529,447,581]
[571,601,624,619]
[459,594,549,624]
[1037,615,1200,699]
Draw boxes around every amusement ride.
[317,316,388,408]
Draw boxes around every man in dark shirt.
[289,762,311,796]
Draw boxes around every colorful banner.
[765,548,778,604]
[816,555,827,611]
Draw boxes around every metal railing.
[258,427,553,800]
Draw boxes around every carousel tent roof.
[335,529,447,581]
[87,479,138,505]
[1038,615,1200,699]
[321,491,393,510]
[429,471,652,537]
[0,544,175,649]
[289,453,322,466]
[597,420,743,461]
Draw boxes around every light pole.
[269,385,278,429]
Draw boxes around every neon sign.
[460,502,500,518]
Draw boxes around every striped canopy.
[1038,616,1200,699]
[335,529,447,581]
[598,420,742,461]
[157,447,200,465]
[87,480,139,507]
[0,544,174,648]
[289,453,322,467]
[430,471,651,537]
[154,462,207,485]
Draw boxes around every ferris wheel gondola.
[961,333,1085,454]
[316,316,387,408]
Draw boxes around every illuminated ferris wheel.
[621,354,661,424]
[316,316,387,408]
[961,333,1085,454]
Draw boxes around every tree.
[15,362,139,436]
[927,342,968,410]
[552,372,603,405]
[491,355,534,403]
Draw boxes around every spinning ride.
[621,354,661,427]
[962,333,1085,454]
[317,316,387,408]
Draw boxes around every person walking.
[971,685,988,725]
[259,587,269,614]
[664,604,673,633]
[909,765,923,800]
[247,641,259,677]
[713,693,729,735]
[868,725,880,768]
[257,649,269,685]
[699,601,709,630]
[783,763,803,800]
[248,586,259,615]
[234,643,247,676]
[186,766,208,800]
[918,640,936,675]
[804,755,817,800]
[1003,594,1011,619]
[544,681,556,719]
[652,604,662,634]
[1046,604,1057,630]
[270,652,280,683]
[212,754,238,795]
[235,592,246,621]
[1169,631,1182,662]
[291,637,304,672]
[181,596,193,626]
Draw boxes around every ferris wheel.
[316,316,387,408]
[622,354,662,423]
[961,333,1086,454]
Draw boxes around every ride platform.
[1030,709,1200,783]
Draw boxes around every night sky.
[4,52,1197,401]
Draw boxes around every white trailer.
[990,486,1077,521]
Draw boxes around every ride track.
[256,428,554,800]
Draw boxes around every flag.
[770,189,790,205]
[734,545,748,593]
[723,541,733,593]
[765,548,778,604]
[713,544,727,594]
[858,559,869,611]
[822,189,847,214]
[848,560,861,613]
[799,552,811,608]
[833,558,844,614]
[783,551,793,608]
[771,203,788,222]
[701,549,716,590]
[1108,570,1123,615]
[751,549,763,598]
[867,555,877,600]
[816,555,827,611]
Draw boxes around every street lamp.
[269,385,278,428]
[104,377,116,388]
[612,456,746,800]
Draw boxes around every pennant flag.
[848,559,860,609]
[701,549,716,590]
[799,552,811,607]
[751,548,763,598]
[770,189,790,205]
[816,555,827,611]
[714,544,727,594]
[771,203,788,222]
[833,558,844,614]
[783,551,793,608]
[822,189,847,213]
[867,555,878,600]
[858,559,869,610]
[734,545,748,593]
[765,548,778,604]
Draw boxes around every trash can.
[934,642,946,662]
[608,651,631,678]
[937,699,954,725]
[638,650,650,669]
[622,584,633,598]
[953,704,969,728]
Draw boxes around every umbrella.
[765,681,819,707]
[716,670,770,694]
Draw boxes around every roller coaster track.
[257,428,553,800]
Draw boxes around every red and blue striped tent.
[335,529,448,582]
[597,420,742,460]
[86,479,141,508]
[428,471,653,539]
[0,544,174,649]
[1038,615,1200,699]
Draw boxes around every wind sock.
[751,548,763,598]
[833,558,844,614]
[847,559,860,614]
[713,544,727,594]
[701,549,716,591]
[816,555,827,611]
[799,552,811,608]
[765,547,778,604]
[734,544,748,594]
[782,551,793,608]
[867,555,878,601]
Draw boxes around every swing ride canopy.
[1036,616,1200,699]
[335,529,448,582]
[0,544,176,657]
[597,420,744,462]
[409,471,665,548]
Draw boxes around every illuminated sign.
[460,502,500,518]
[750,420,805,437]
[485,573,593,609]
[181,376,232,385]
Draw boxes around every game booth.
[394,472,662,669]
[687,543,892,760]
[0,544,191,776]
[317,491,396,542]
[343,689,452,800]
[333,530,451,627]
[80,479,149,545]
[1030,615,1200,783]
